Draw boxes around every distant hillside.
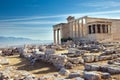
[0,36,53,48]
[0,36,32,42]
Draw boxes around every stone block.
[59,68,70,76]
[84,71,101,80]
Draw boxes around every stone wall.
[61,23,70,38]
[112,21,120,41]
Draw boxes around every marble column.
[69,23,71,38]
[57,29,59,44]
[54,30,56,44]
[60,27,63,39]
[70,22,73,38]
[76,20,79,38]
[81,19,83,37]
[74,21,77,38]
[72,22,75,38]
[60,28,62,44]
[78,20,80,37]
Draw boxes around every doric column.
[54,30,56,44]
[57,29,59,44]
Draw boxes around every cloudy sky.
[0,0,120,40]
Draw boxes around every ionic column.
[79,19,82,37]
[60,27,63,39]
[78,20,80,37]
[76,20,79,38]
[57,29,59,44]
[69,23,71,37]
[60,28,62,44]
[70,22,73,38]
[81,19,84,37]
[73,22,75,38]
[74,21,77,38]
[54,30,56,44]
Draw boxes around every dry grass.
[55,50,68,54]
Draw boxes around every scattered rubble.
[101,72,111,79]
[0,42,120,79]
[68,72,80,78]
[59,68,70,76]
[84,71,101,80]
[84,63,120,74]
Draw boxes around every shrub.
[61,37,73,42]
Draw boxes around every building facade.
[53,16,120,44]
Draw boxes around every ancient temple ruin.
[53,16,120,44]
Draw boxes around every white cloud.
[9,21,64,25]
[0,20,66,25]
[0,15,67,22]
[0,9,120,23]
[0,9,120,26]
[80,1,120,9]
[71,10,120,18]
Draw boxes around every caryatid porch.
[87,21,112,34]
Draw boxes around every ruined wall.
[87,34,112,42]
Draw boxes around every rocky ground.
[0,55,60,79]
[0,42,120,80]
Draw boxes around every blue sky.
[0,0,120,40]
